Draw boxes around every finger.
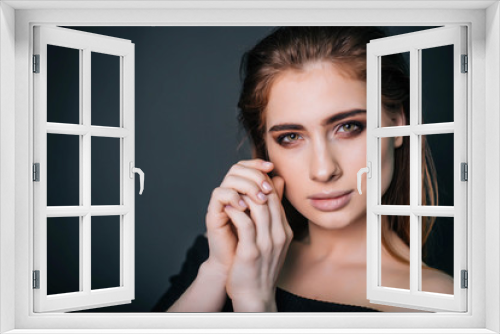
[223,205,257,251]
[228,164,274,195]
[267,192,287,248]
[221,174,268,204]
[206,187,248,230]
[271,175,285,200]
[266,191,291,276]
[237,159,274,173]
[241,195,272,260]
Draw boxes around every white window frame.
[0,1,498,333]
[33,25,136,313]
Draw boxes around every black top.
[152,235,380,312]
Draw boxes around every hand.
[205,159,276,277]
[223,175,293,312]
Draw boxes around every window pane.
[380,215,410,290]
[91,216,120,290]
[421,45,454,124]
[421,216,454,295]
[47,134,80,206]
[380,52,410,128]
[421,134,454,206]
[47,45,80,124]
[91,52,120,127]
[91,137,120,205]
[380,136,410,205]
[47,217,80,295]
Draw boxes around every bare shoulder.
[382,266,453,296]
[372,268,452,312]
[421,268,454,294]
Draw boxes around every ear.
[393,106,406,149]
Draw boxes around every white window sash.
[33,25,135,313]
[366,25,468,312]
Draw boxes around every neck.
[304,215,367,265]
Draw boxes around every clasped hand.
[205,159,293,312]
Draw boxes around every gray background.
[45,26,452,312]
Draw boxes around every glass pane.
[380,215,410,290]
[91,52,120,127]
[421,134,454,206]
[47,45,80,124]
[380,52,410,128]
[91,216,120,290]
[47,134,80,206]
[421,216,454,294]
[47,217,80,295]
[91,137,120,205]
[421,45,454,124]
[380,136,410,205]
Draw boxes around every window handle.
[129,162,145,195]
[357,162,371,195]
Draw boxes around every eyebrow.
[268,109,367,133]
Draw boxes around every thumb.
[271,175,285,200]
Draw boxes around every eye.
[337,122,360,133]
[277,133,302,145]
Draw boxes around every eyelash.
[275,121,365,146]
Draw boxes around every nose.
[309,139,342,182]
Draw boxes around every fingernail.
[238,200,247,208]
[224,205,232,209]
[263,161,273,168]
[257,192,267,201]
[262,181,272,192]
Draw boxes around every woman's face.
[265,61,403,229]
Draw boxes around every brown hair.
[237,27,437,265]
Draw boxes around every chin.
[305,210,360,230]
[311,217,353,230]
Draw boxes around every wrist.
[166,259,229,312]
[231,293,277,312]
[199,259,230,282]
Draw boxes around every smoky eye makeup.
[269,112,367,147]
[275,132,303,146]
[334,120,366,135]
[272,120,366,147]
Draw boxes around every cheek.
[267,147,311,212]
[342,136,367,167]
[267,148,303,194]
[328,134,367,174]
[380,137,396,195]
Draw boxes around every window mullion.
[373,123,454,138]
[409,47,420,295]
[79,47,83,297]
[372,205,454,217]
[79,47,84,297]
[412,122,454,135]
[90,126,129,138]
[82,47,91,294]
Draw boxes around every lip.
[308,190,353,212]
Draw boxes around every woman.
[153,26,453,313]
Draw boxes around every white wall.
[0,2,16,333]
[1,2,498,332]
[486,2,500,333]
